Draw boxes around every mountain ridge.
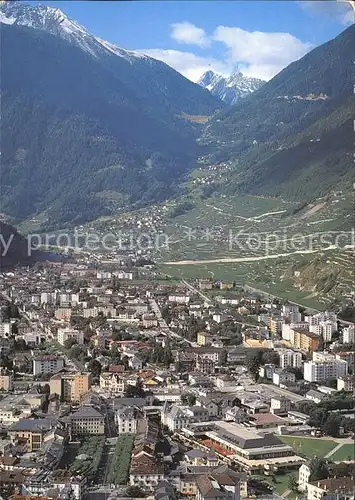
[198,70,265,105]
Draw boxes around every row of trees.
[296,392,355,437]
[149,343,173,367]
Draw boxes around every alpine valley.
[1,2,354,310]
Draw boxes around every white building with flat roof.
[57,328,84,346]
[33,356,65,376]
[304,359,348,382]
[279,349,302,369]
[309,320,336,342]
[342,324,355,344]
[0,322,11,336]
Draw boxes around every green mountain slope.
[1,22,221,229]
[201,24,355,201]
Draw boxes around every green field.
[330,443,355,462]
[106,434,135,485]
[158,256,328,311]
[69,436,105,483]
[263,471,298,497]
[280,436,337,458]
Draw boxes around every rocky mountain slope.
[198,70,264,104]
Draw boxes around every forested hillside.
[201,24,355,201]
[1,22,221,229]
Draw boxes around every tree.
[110,344,121,361]
[0,356,13,371]
[69,345,85,359]
[220,349,228,366]
[64,338,78,350]
[181,393,196,406]
[88,359,102,379]
[111,331,122,341]
[287,475,299,493]
[227,332,243,346]
[125,378,145,398]
[150,343,173,366]
[126,486,145,498]
[14,338,28,351]
[246,350,263,382]
[42,383,50,395]
[4,303,20,320]
[322,414,342,437]
[309,457,329,482]
[162,343,173,367]
[309,407,328,428]
[261,350,280,366]
[285,366,303,380]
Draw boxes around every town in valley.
[0,250,354,500]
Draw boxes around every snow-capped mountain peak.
[0,2,85,34]
[198,70,265,105]
[0,1,143,61]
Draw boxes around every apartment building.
[196,356,215,374]
[0,369,14,392]
[281,305,302,323]
[142,314,158,328]
[270,397,292,415]
[99,372,125,396]
[0,322,11,336]
[342,325,355,344]
[196,473,241,500]
[191,347,222,364]
[0,369,14,391]
[293,330,320,352]
[70,405,105,436]
[50,371,91,402]
[279,349,302,369]
[115,406,138,434]
[59,292,79,306]
[309,320,336,342]
[272,368,296,386]
[298,463,311,491]
[41,292,58,304]
[281,322,309,342]
[114,271,133,280]
[129,450,164,490]
[197,332,213,346]
[8,418,54,451]
[168,294,190,304]
[270,318,283,335]
[306,311,337,326]
[307,477,354,500]
[33,355,65,376]
[54,307,72,321]
[335,351,355,366]
[337,375,355,391]
[304,359,348,382]
[57,327,84,346]
[163,405,209,432]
